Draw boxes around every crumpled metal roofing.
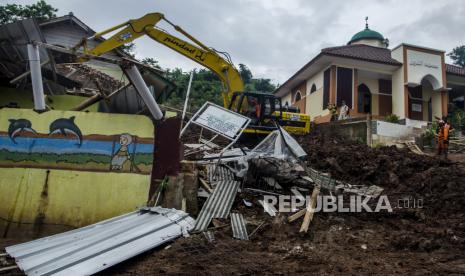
[6,207,194,276]
[193,180,240,232]
[231,213,248,240]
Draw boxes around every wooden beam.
[330,65,337,104]
[199,177,213,193]
[71,93,103,111]
[10,60,50,84]
[299,185,320,233]
[70,84,129,111]
[288,208,306,223]
[0,266,18,273]
[105,83,131,99]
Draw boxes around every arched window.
[294,90,302,102]
[358,84,371,113]
[310,83,317,94]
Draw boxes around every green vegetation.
[158,63,277,111]
[0,0,57,24]
[448,45,465,68]
[450,109,465,134]
[385,114,400,124]
[422,121,438,146]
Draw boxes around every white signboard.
[406,49,443,89]
[192,102,250,139]
[411,103,422,112]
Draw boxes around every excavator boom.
[84,13,243,108]
[76,12,310,135]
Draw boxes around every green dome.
[349,27,384,44]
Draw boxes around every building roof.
[39,13,94,34]
[6,207,194,275]
[321,44,402,66]
[446,63,465,77]
[274,44,403,97]
[349,27,385,44]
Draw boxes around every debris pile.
[300,133,465,214]
[56,63,125,95]
[3,112,465,274]
[104,129,465,274]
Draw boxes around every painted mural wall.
[0,108,154,237]
[0,108,153,174]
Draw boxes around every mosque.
[275,18,465,125]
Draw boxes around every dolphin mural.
[8,119,37,143]
[49,116,83,146]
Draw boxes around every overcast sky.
[5,0,465,84]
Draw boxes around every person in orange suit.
[436,118,451,159]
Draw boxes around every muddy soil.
[299,133,465,214]
[105,199,465,275]
[3,134,465,275]
[104,134,465,275]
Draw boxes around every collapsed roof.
[0,13,176,114]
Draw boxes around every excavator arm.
[80,13,244,108]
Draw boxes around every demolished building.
[0,13,178,238]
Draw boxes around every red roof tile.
[446,63,465,77]
[321,44,402,66]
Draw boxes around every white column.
[27,44,46,111]
[180,70,194,135]
[124,65,163,120]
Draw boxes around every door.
[358,84,371,113]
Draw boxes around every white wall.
[304,70,326,119]
[375,120,415,138]
[406,50,443,89]
[281,93,292,107]
[351,39,385,48]
[391,47,405,119]
[432,91,443,119]
[406,119,428,128]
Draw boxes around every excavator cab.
[229,92,283,134]
[229,91,311,135]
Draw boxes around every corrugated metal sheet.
[193,180,240,232]
[0,18,50,78]
[207,164,235,184]
[231,213,248,240]
[262,177,282,190]
[6,207,194,276]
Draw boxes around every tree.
[238,63,252,84]
[251,78,276,93]
[119,43,136,58]
[448,46,465,68]
[163,68,223,111]
[0,0,57,24]
[143,60,277,111]
[141,57,162,69]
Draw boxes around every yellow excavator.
[75,13,310,135]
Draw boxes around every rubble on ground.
[104,130,465,275]
[3,127,465,275]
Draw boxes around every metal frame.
[180,101,251,153]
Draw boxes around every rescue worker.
[436,117,451,159]
[248,98,261,124]
[338,100,349,121]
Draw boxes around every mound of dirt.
[298,133,465,215]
